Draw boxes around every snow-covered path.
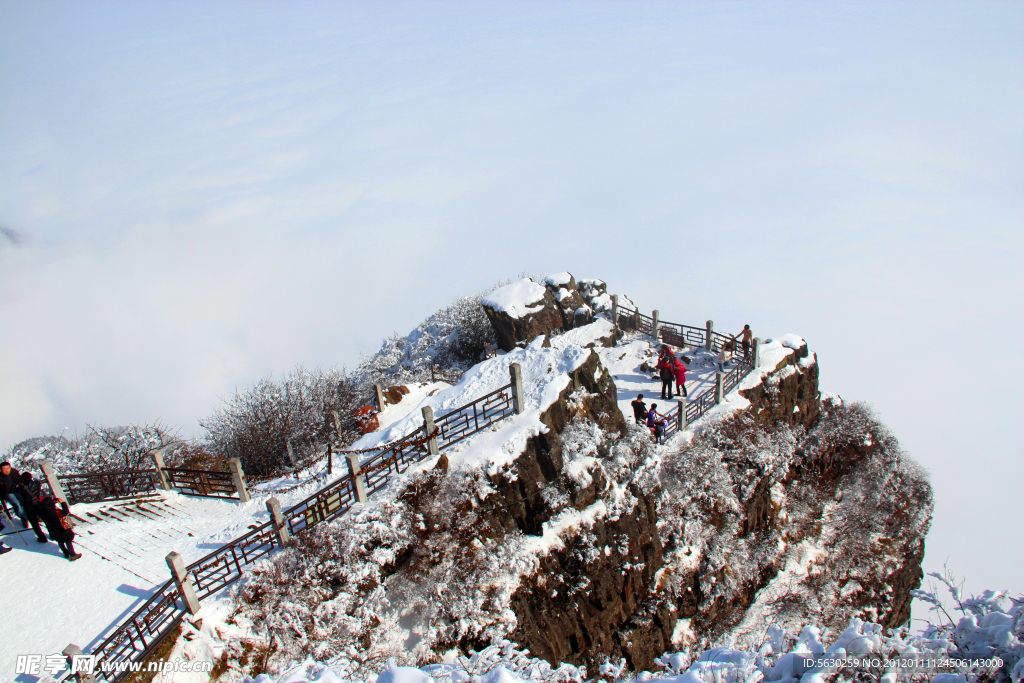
[0,384,453,678]
[0,324,768,679]
[596,334,735,426]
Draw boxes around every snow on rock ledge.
[482,279,566,351]
[482,280,549,319]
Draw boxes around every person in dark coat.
[36,495,81,560]
[0,461,29,527]
[17,472,48,543]
[657,355,674,400]
[631,394,648,424]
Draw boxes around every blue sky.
[1,1,1021,614]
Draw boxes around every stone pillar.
[611,294,619,329]
[266,497,290,546]
[374,383,387,413]
[40,459,68,504]
[151,449,171,491]
[509,363,525,415]
[715,372,724,404]
[347,453,368,503]
[421,406,440,456]
[677,399,687,432]
[62,644,96,683]
[228,458,251,503]
[752,338,760,368]
[705,320,714,350]
[652,310,660,340]
[166,551,200,615]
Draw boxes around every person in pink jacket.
[672,356,688,398]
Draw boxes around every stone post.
[62,644,96,683]
[705,320,714,350]
[346,453,368,503]
[751,337,760,368]
[715,372,724,404]
[611,294,619,329]
[166,551,200,615]
[677,399,687,432]
[151,449,171,491]
[228,458,251,503]
[374,383,387,413]
[421,406,440,456]
[509,363,525,415]
[266,497,290,546]
[40,459,68,504]
[652,310,660,340]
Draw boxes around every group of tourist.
[630,326,755,446]
[0,461,81,560]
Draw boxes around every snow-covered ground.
[0,320,802,681]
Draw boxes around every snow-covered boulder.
[482,279,566,351]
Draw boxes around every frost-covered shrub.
[239,501,416,672]
[4,422,189,475]
[252,581,1022,683]
[351,291,498,391]
[201,365,362,477]
[654,402,933,648]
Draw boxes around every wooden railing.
[81,307,758,681]
[162,467,236,499]
[84,378,521,682]
[58,470,162,505]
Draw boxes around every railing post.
[715,372,724,404]
[611,294,619,330]
[421,406,440,456]
[751,337,760,368]
[375,383,387,413]
[705,320,714,350]
[166,551,200,615]
[228,458,251,503]
[327,444,333,475]
[346,453,369,504]
[62,644,96,683]
[151,449,171,491]
[40,459,68,503]
[266,497,290,546]
[677,399,686,432]
[652,310,660,339]
[509,363,525,415]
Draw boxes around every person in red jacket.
[672,356,688,398]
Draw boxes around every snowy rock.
[482,279,566,351]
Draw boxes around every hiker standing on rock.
[36,495,81,560]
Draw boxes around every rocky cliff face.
[494,347,931,673]
[236,329,931,680]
